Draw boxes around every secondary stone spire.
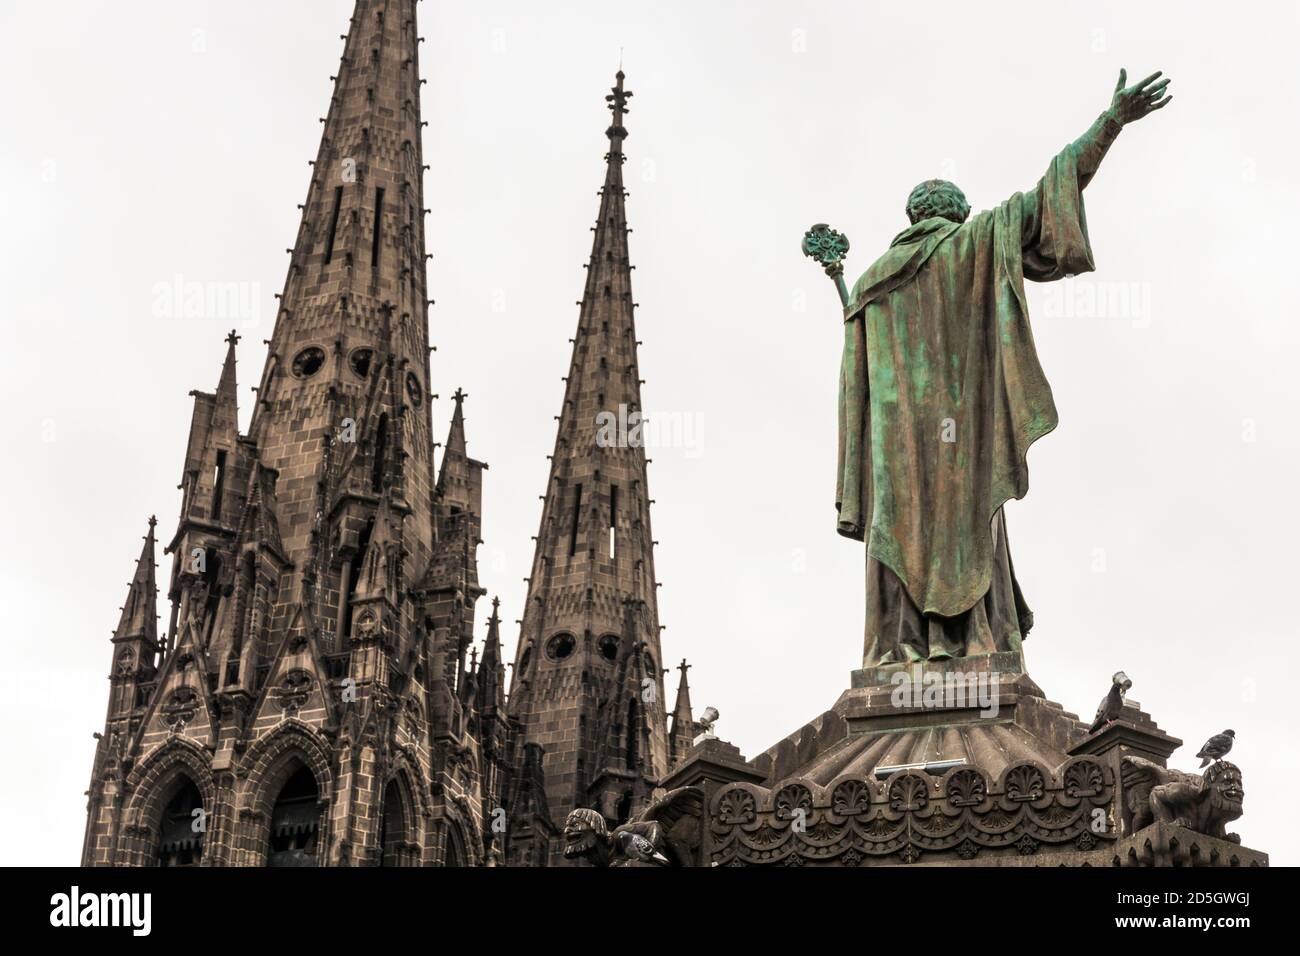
[477,597,506,715]
[669,658,695,766]
[103,516,162,721]
[506,70,670,832]
[114,517,160,648]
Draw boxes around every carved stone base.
[751,658,1087,785]
[696,658,1266,867]
[1113,822,1268,867]
[850,650,1030,689]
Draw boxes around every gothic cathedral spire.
[506,71,671,832]
[85,1,504,868]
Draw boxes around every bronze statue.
[805,71,1172,666]
[561,787,705,867]
[1122,756,1244,843]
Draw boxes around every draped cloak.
[837,143,1097,658]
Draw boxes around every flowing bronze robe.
[838,117,1120,664]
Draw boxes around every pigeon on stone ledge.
[616,830,670,865]
[1197,729,1235,768]
[1089,671,1132,733]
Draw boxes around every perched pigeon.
[1197,729,1235,768]
[615,830,670,866]
[1089,671,1133,733]
[699,707,720,734]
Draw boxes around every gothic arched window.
[342,518,374,643]
[379,778,415,866]
[156,775,204,867]
[442,823,466,867]
[266,763,321,867]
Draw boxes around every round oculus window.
[545,633,576,661]
[291,347,326,378]
[349,348,374,379]
[405,371,424,407]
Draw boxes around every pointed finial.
[452,387,468,407]
[606,69,632,142]
[147,514,157,532]
[225,329,241,347]
[678,658,690,675]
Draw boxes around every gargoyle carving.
[562,786,704,867]
[1121,756,1244,843]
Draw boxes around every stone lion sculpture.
[1121,756,1244,843]
[562,787,705,867]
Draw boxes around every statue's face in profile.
[905,179,972,225]
[562,808,606,859]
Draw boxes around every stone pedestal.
[1113,822,1267,867]
[850,649,1030,689]
[1068,700,1182,839]
[663,738,766,793]
[751,654,1087,784]
[1069,699,1182,765]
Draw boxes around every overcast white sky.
[1,0,1297,866]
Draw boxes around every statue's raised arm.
[1021,69,1173,244]
[1082,69,1172,182]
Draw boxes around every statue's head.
[905,179,971,226]
[1204,761,1244,818]
[562,807,609,860]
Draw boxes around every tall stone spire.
[507,71,670,831]
[245,0,438,600]
[85,2,505,868]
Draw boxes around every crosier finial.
[801,223,851,306]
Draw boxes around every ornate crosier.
[801,223,851,306]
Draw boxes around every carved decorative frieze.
[708,757,1116,866]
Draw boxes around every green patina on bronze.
[808,69,1172,663]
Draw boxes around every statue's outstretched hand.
[1109,68,1172,125]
